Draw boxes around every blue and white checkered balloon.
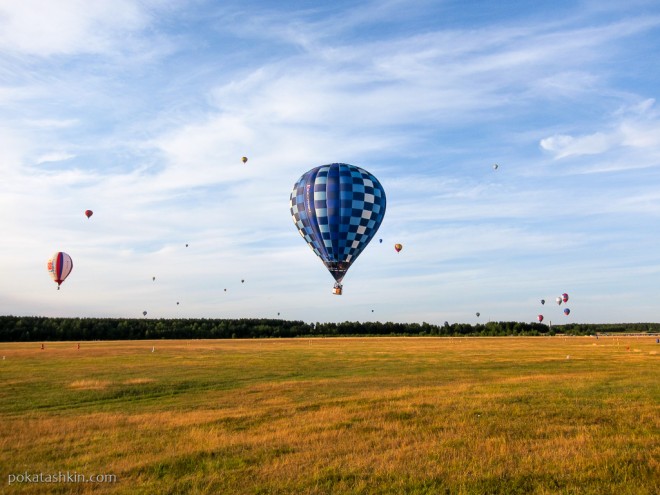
[290,163,386,286]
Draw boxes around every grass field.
[0,336,658,494]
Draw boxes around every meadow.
[0,336,657,494]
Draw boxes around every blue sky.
[1,0,659,325]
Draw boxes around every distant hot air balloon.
[562,293,569,303]
[84,210,93,219]
[185,244,188,247]
[541,299,545,305]
[556,297,562,305]
[476,312,480,317]
[394,243,402,253]
[538,314,544,323]
[493,164,499,170]
[241,279,245,283]
[379,239,383,243]
[143,311,147,316]
[564,308,570,316]
[290,163,386,295]
[241,157,248,164]
[47,252,73,290]
[176,302,179,305]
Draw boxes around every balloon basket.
[332,284,343,295]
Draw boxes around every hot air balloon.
[290,163,386,295]
[47,252,73,289]
[379,239,383,243]
[564,308,570,316]
[241,279,245,283]
[493,164,499,170]
[241,157,248,164]
[84,210,93,219]
[556,297,562,305]
[562,293,569,303]
[152,277,156,282]
[541,299,545,305]
[476,312,480,317]
[143,311,147,316]
[394,243,402,253]
[538,314,544,323]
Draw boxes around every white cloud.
[540,132,612,158]
[540,99,660,161]
[36,151,76,164]
[0,0,151,56]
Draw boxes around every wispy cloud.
[0,0,153,56]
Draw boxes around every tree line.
[0,316,658,341]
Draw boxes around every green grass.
[0,337,658,494]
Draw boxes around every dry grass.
[0,337,658,494]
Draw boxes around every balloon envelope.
[47,252,73,287]
[541,299,545,305]
[241,156,248,164]
[564,308,570,315]
[290,163,386,285]
[538,314,544,322]
[476,312,480,317]
[394,243,402,253]
[562,293,569,303]
[84,210,93,219]
[556,297,562,305]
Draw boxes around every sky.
[1,0,659,325]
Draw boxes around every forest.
[0,316,658,341]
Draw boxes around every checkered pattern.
[290,163,386,283]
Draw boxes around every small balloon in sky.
[540,299,545,305]
[241,156,248,164]
[476,312,480,317]
[562,293,569,303]
[564,308,570,316]
[143,311,147,316]
[394,243,402,253]
[47,252,73,290]
[537,314,544,323]
[493,164,499,170]
[84,210,93,219]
